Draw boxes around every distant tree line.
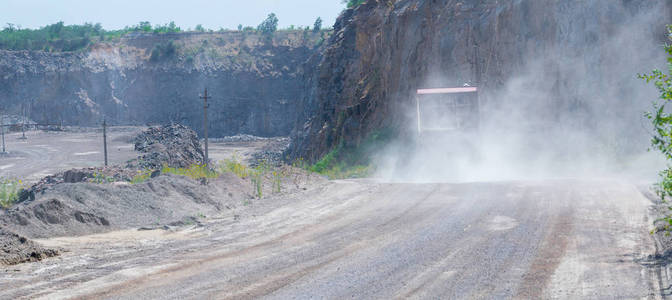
[0,15,330,52]
[0,21,182,51]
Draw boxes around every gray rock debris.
[129,124,206,169]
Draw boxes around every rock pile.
[23,166,139,199]
[0,228,58,265]
[129,124,206,169]
[251,137,291,167]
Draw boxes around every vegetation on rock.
[309,127,395,179]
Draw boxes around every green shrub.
[91,172,115,184]
[641,25,672,233]
[343,0,366,8]
[0,178,23,208]
[131,170,153,184]
[220,155,251,178]
[149,41,177,62]
[308,127,394,179]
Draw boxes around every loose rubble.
[0,228,58,265]
[250,137,291,167]
[20,166,140,202]
[0,124,320,267]
[129,124,206,169]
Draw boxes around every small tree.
[238,24,243,31]
[313,17,323,33]
[195,24,205,32]
[257,13,278,35]
[641,25,672,231]
[342,0,366,8]
[167,21,180,33]
[138,21,152,32]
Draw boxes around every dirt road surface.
[0,128,141,182]
[0,178,662,299]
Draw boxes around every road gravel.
[0,179,662,299]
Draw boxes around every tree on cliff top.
[343,0,366,8]
[313,17,323,33]
[257,13,279,35]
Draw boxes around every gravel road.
[0,178,662,299]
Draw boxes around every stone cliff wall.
[289,0,672,162]
[0,31,326,137]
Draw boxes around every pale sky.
[0,0,346,30]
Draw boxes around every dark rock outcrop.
[289,0,672,162]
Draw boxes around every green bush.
[641,25,672,196]
[91,172,115,184]
[308,127,394,179]
[220,155,251,178]
[0,178,23,208]
[149,41,177,62]
[641,25,672,232]
[131,170,153,184]
[343,0,366,8]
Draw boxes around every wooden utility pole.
[1,124,5,154]
[200,88,210,167]
[19,104,27,140]
[103,118,108,166]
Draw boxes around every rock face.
[289,0,672,162]
[0,31,326,137]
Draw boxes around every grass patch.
[130,164,218,184]
[0,178,24,208]
[219,155,251,178]
[129,156,289,199]
[131,170,153,184]
[220,156,289,198]
[161,164,219,180]
[308,127,395,179]
[91,172,115,184]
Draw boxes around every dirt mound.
[19,166,141,203]
[129,124,206,169]
[1,173,251,239]
[0,228,58,265]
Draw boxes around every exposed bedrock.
[0,31,325,137]
[288,0,672,162]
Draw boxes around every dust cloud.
[374,2,670,183]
